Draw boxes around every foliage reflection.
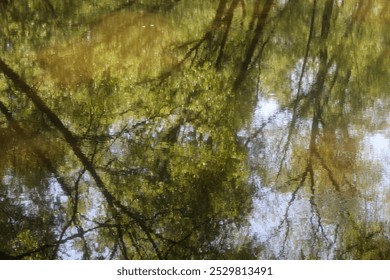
[0,0,389,259]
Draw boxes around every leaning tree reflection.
[0,0,265,259]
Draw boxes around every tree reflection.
[0,0,263,259]
[1,0,389,259]
[247,0,390,259]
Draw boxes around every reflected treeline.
[1,0,389,259]
[0,0,260,259]
[245,0,390,259]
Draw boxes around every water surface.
[0,0,389,259]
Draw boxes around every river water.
[0,0,389,259]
